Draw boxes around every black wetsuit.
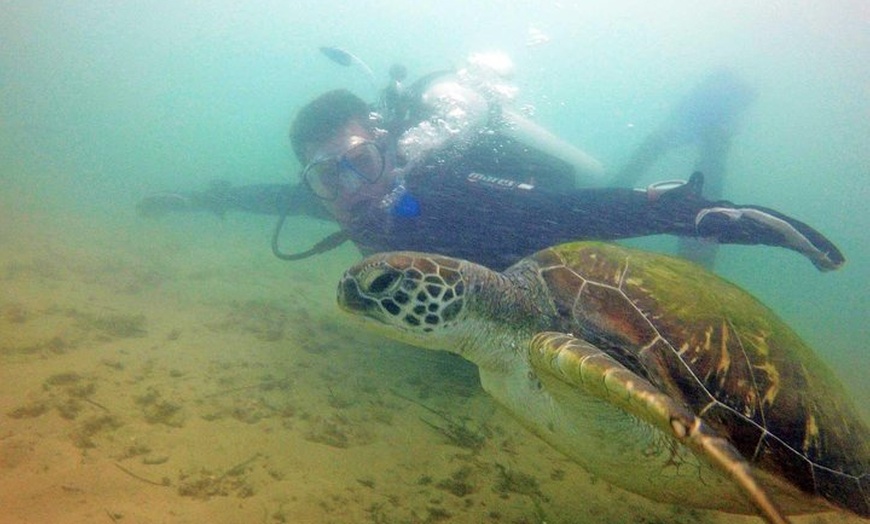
[199,135,834,271]
[344,161,701,270]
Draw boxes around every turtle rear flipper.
[529,331,790,524]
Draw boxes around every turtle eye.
[361,268,402,296]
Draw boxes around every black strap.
[271,208,350,261]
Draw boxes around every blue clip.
[391,191,420,218]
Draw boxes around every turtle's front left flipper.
[529,332,790,524]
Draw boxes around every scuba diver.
[137,50,844,272]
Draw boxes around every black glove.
[137,192,197,218]
[694,204,845,271]
[136,181,232,218]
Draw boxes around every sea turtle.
[337,241,869,523]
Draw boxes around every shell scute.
[538,265,585,319]
[758,432,816,493]
[576,282,658,347]
[524,242,869,515]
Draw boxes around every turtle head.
[337,251,475,348]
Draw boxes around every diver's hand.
[136,192,196,218]
[694,204,845,272]
[137,181,232,218]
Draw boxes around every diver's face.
[303,120,394,222]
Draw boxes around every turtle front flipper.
[529,331,790,524]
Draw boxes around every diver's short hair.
[289,89,370,163]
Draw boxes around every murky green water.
[1,2,866,523]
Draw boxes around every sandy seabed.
[0,205,863,524]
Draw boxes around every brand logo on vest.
[466,172,534,191]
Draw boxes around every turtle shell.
[521,241,869,516]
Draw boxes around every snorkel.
[319,46,410,127]
[319,46,378,96]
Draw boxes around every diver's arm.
[419,171,843,271]
[137,182,331,221]
[542,176,844,271]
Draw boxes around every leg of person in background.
[675,127,732,268]
[611,131,669,189]
[613,69,756,270]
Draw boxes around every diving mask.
[302,141,386,201]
